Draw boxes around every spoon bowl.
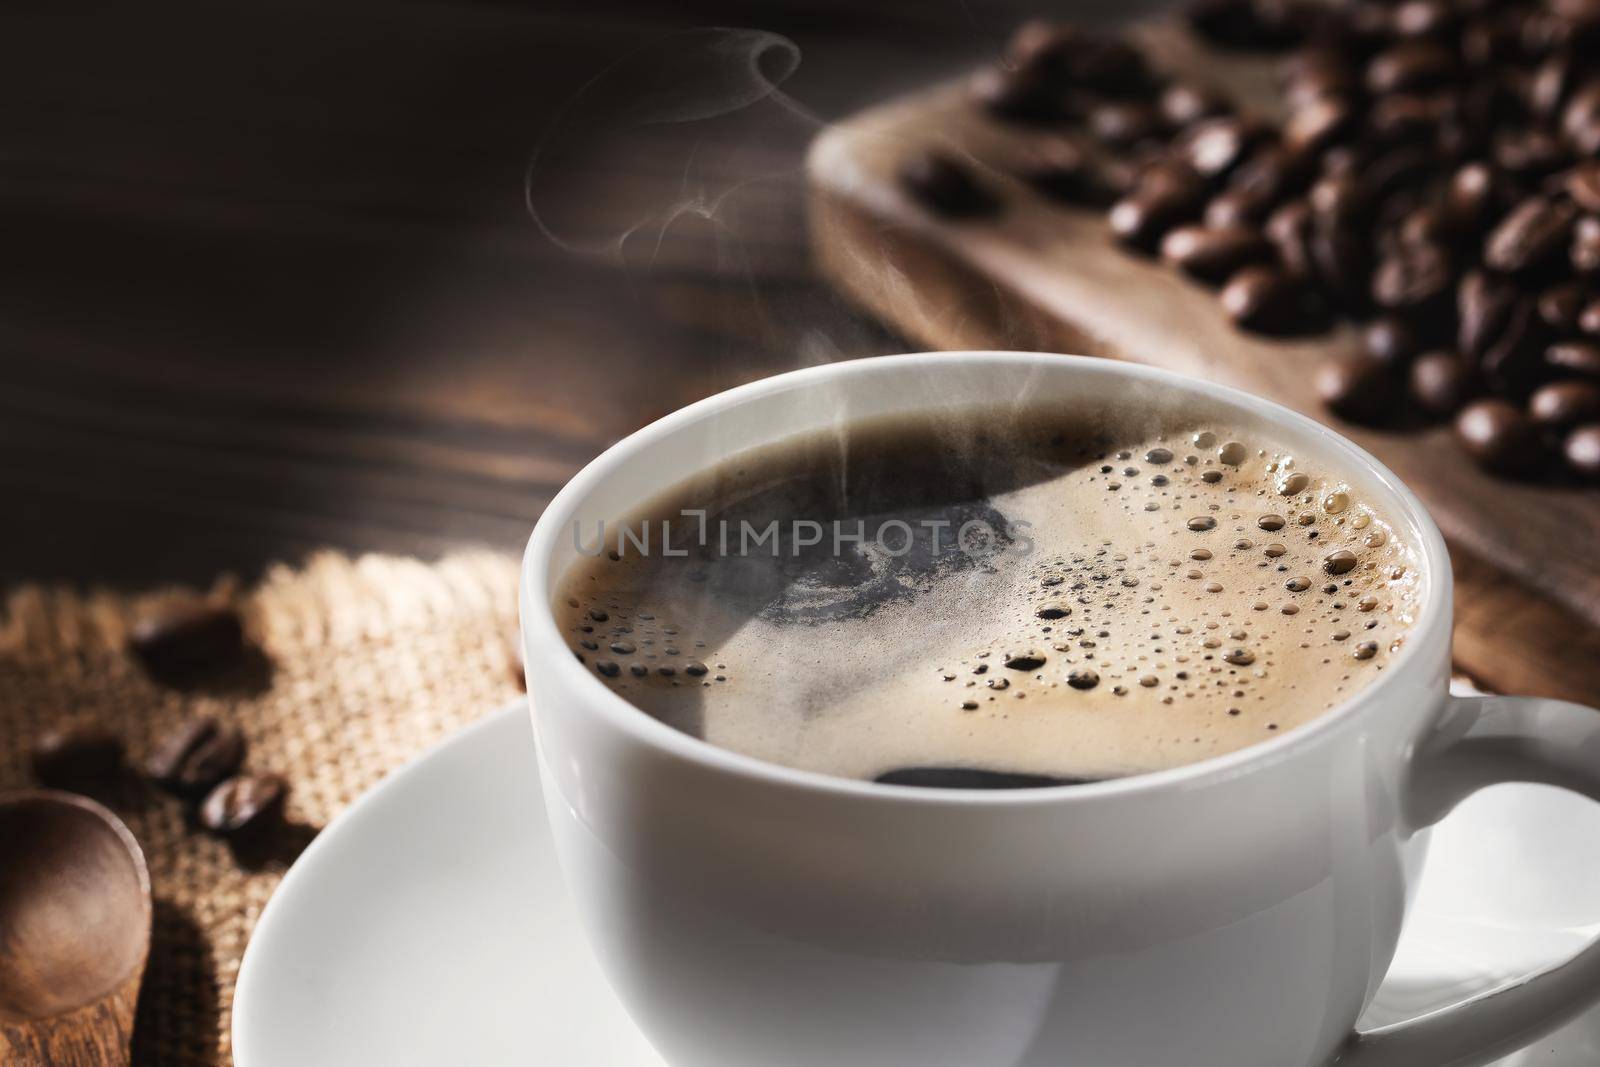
[0,790,151,1065]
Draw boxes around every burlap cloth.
[0,550,524,1066]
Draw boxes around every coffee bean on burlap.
[31,726,124,790]
[146,718,248,797]
[129,599,246,681]
[200,773,288,839]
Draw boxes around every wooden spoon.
[0,791,151,1066]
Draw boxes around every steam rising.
[525,28,816,260]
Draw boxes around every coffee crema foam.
[555,407,1422,786]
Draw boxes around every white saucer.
[234,701,1600,1066]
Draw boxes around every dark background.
[2,1,1164,587]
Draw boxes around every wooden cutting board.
[807,21,1600,704]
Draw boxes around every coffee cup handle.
[1335,694,1600,1067]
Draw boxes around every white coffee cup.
[519,352,1600,1067]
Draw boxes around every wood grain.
[807,23,1600,703]
[0,792,150,1067]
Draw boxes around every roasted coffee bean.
[1178,117,1262,180]
[1455,398,1542,476]
[1583,300,1600,336]
[1484,197,1574,278]
[1365,146,1435,205]
[1008,22,1153,95]
[1010,137,1117,206]
[1566,423,1600,479]
[1538,282,1588,331]
[1399,205,1465,249]
[1458,270,1517,358]
[146,718,247,796]
[1392,0,1455,38]
[1160,224,1273,283]
[1309,174,1370,230]
[1282,49,1359,106]
[1006,19,1069,73]
[1220,265,1306,334]
[200,773,287,838]
[1573,215,1600,273]
[1090,102,1165,147]
[970,64,1064,122]
[1311,224,1372,313]
[129,599,245,679]
[898,151,999,218]
[1365,43,1456,95]
[1530,380,1600,429]
[1206,189,1270,228]
[1108,162,1206,251]
[1368,94,1450,143]
[1532,57,1577,121]
[1231,141,1311,200]
[1372,241,1453,314]
[1494,129,1570,180]
[1187,0,1277,49]
[1285,96,1356,156]
[1549,341,1600,377]
[31,727,123,790]
[1446,162,1499,230]
[1365,317,1420,366]
[1320,144,1364,180]
[1160,81,1231,128]
[1266,199,1315,280]
[1567,163,1600,213]
[1316,353,1397,423]
[1561,82,1600,158]
[1069,36,1155,96]
[1410,351,1475,416]
[1479,297,1549,397]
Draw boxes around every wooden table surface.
[2,0,1179,589]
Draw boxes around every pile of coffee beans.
[895,6,1600,481]
[27,596,290,843]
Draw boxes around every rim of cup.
[521,351,1453,805]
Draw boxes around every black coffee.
[555,406,1421,786]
